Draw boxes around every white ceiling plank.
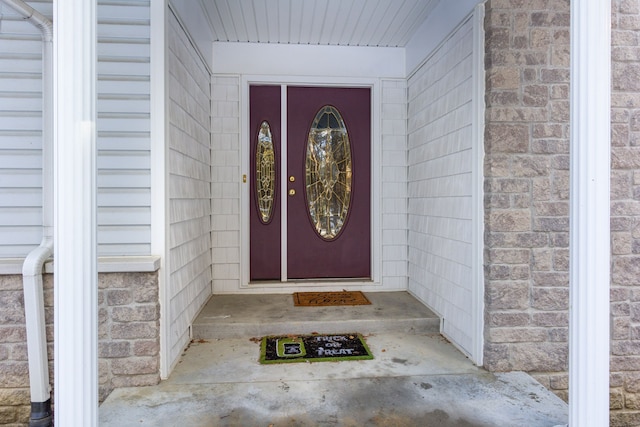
[349,0,379,46]
[278,0,291,44]
[297,1,317,44]
[201,0,228,42]
[391,0,438,47]
[318,0,342,45]
[339,0,367,46]
[308,0,330,45]
[251,0,268,42]
[214,0,238,42]
[201,0,451,48]
[359,0,395,47]
[289,0,304,44]
[327,0,354,46]
[266,0,280,42]
[239,0,259,42]
[369,0,412,47]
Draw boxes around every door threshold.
[247,278,374,287]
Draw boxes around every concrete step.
[192,291,440,339]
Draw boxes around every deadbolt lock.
[289,175,296,182]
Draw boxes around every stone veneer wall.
[611,0,640,424]
[0,272,160,426]
[485,1,640,424]
[483,0,570,400]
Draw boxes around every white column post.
[53,0,98,425]
[569,0,611,425]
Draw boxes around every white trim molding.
[151,0,171,380]
[53,0,98,425]
[470,2,485,367]
[569,0,611,425]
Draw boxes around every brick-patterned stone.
[484,0,573,409]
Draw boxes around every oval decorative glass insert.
[305,105,352,240]
[256,121,275,223]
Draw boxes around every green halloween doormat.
[259,333,374,364]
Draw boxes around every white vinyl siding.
[381,79,408,289]
[210,75,240,293]
[0,2,47,257]
[167,10,212,365]
[97,0,152,256]
[0,0,152,257]
[407,17,475,355]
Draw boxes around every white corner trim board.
[54,0,98,425]
[569,0,611,425]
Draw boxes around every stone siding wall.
[611,0,640,424]
[0,272,160,426]
[483,0,570,400]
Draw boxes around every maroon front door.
[250,85,371,281]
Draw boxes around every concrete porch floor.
[99,292,568,426]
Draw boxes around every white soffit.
[200,0,438,47]
[212,42,405,77]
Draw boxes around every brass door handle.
[289,189,296,196]
[289,175,296,182]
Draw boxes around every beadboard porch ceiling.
[199,0,438,47]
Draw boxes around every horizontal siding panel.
[0,38,42,55]
[98,79,150,95]
[0,95,42,112]
[168,126,210,161]
[98,97,150,114]
[170,199,211,224]
[0,188,41,207]
[408,149,471,181]
[0,114,42,131]
[169,263,211,303]
[98,170,150,188]
[169,149,211,181]
[98,41,150,58]
[0,76,41,93]
[168,105,210,143]
[98,150,151,170]
[98,135,149,151]
[409,197,472,220]
[170,216,211,248]
[98,4,150,21]
[169,234,210,276]
[98,23,150,39]
[0,134,41,150]
[169,175,210,199]
[169,251,212,293]
[0,207,40,226]
[0,226,42,245]
[0,58,41,73]
[98,189,150,207]
[98,207,150,225]
[0,169,41,187]
[97,114,150,133]
[0,151,41,169]
[98,243,151,256]
[98,225,150,244]
[98,61,150,77]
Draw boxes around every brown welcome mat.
[293,291,371,306]
[260,333,373,364]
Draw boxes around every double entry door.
[249,85,371,282]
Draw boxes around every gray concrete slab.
[192,292,440,339]
[99,333,568,426]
